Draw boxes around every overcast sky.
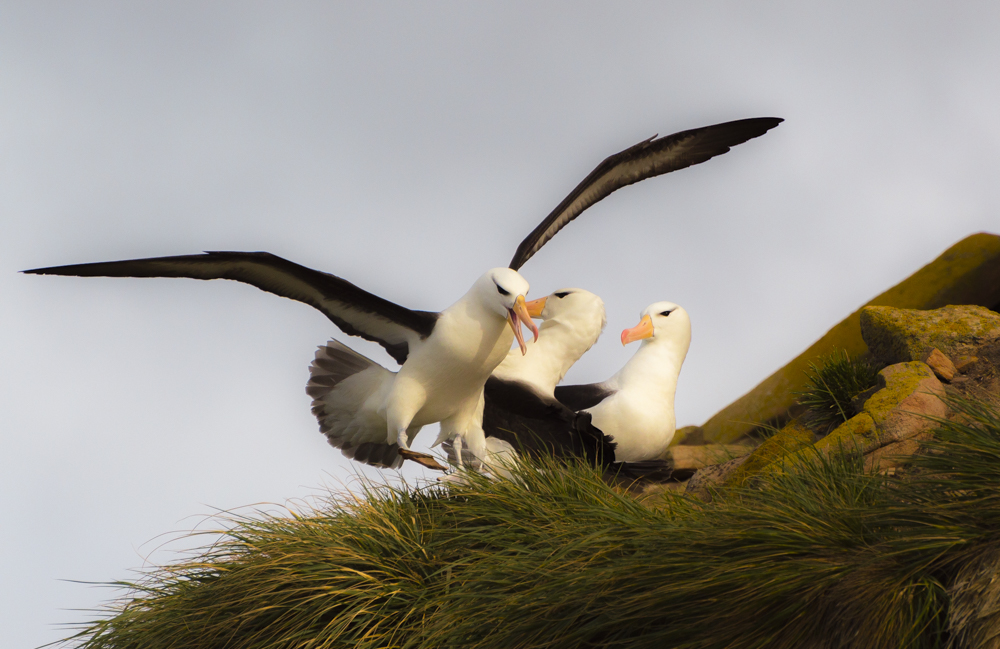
[3,3,999,646]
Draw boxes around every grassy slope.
[68,397,1000,649]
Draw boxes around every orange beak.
[621,314,654,345]
[524,296,547,318]
[508,295,540,355]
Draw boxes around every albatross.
[556,301,691,462]
[477,288,614,465]
[455,291,673,484]
[24,117,781,470]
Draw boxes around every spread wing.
[23,251,438,365]
[508,116,784,270]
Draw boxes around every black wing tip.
[21,251,285,276]
[651,116,784,144]
[721,116,784,128]
[718,116,784,137]
[22,263,85,276]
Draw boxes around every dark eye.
[554,291,571,299]
[660,310,673,317]
[496,284,510,296]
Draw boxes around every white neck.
[493,314,601,395]
[610,332,689,401]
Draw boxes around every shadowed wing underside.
[23,252,438,364]
[554,382,616,411]
[484,376,615,465]
[508,116,783,270]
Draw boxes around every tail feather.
[307,339,403,469]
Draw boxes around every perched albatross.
[556,301,691,462]
[24,117,780,470]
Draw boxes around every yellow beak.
[524,296,547,318]
[508,295,540,355]
[621,314,654,345]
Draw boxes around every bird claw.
[398,449,448,471]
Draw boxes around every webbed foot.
[398,448,447,471]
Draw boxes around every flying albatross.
[555,301,691,462]
[24,117,781,470]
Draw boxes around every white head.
[620,301,691,349]
[471,268,539,354]
[494,287,606,392]
[525,288,607,338]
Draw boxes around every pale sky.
[3,3,999,646]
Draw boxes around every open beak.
[621,314,654,345]
[508,295,540,355]
[524,296,547,318]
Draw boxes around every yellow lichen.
[702,232,1000,443]
[723,421,813,487]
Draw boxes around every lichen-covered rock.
[861,305,1000,366]
[670,425,704,447]
[665,444,753,471]
[814,412,878,454]
[862,431,934,474]
[722,421,813,487]
[864,362,947,444]
[701,232,1000,443]
[684,455,748,501]
[813,361,946,457]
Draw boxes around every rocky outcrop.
[663,444,752,472]
[861,305,1000,367]
[722,421,813,487]
[680,297,1000,495]
[814,361,947,457]
[700,233,1000,443]
[684,360,951,496]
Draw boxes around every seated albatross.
[24,118,780,470]
[556,301,691,462]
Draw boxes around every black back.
[484,377,616,466]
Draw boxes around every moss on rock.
[864,361,947,445]
[861,305,1000,365]
[723,421,813,487]
[701,232,1000,443]
[740,362,946,482]
[814,412,878,455]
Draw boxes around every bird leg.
[395,429,447,471]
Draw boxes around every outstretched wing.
[508,116,783,270]
[23,251,438,365]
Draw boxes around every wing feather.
[554,382,616,411]
[484,377,615,465]
[23,252,437,364]
[508,116,783,270]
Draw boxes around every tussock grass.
[65,397,1000,649]
[795,349,882,432]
